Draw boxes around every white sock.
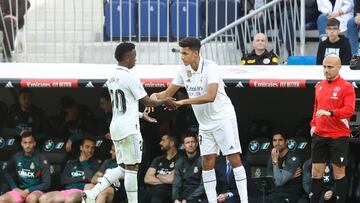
[124,170,138,203]
[202,169,217,203]
[233,165,248,202]
[89,166,125,197]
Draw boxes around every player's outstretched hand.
[163,97,177,110]
[143,108,157,123]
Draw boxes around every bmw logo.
[43,140,54,152]
[0,137,5,149]
[248,140,260,153]
[287,139,297,151]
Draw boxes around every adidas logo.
[102,83,108,88]
[85,81,94,88]
[236,82,244,88]
[5,81,13,88]
[229,146,234,150]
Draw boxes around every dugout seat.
[0,133,21,162]
[41,137,68,190]
[245,137,271,179]
[287,136,311,162]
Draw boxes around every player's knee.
[312,166,324,178]
[38,194,48,203]
[26,193,39,203]
[332,165,346,179]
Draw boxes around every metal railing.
[0,0,304,64]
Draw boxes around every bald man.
[241,33,278,65]
[309,55,355,203]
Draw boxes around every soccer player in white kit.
[151,37,248,203]
[81,42,175,203]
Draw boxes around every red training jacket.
[310,76,355,139]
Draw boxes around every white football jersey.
[107,66,147,140]
[172,58,236,131]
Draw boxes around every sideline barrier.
[0,64,359,88]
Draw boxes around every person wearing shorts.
[0,132,50,203]
[39,136,100,203]
[151,37,248,203]
[310,54,355,203]
[81,42,175,203]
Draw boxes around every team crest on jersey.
[194,166,199,174]
[334,86,341,92]
[43,160,48,165]
[30,162,35,170]
[170,162,175,168]
[325,166,330,173]
[187,70,192,78]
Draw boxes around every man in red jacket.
[309,54,355,203]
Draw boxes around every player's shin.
[202,169,218,203]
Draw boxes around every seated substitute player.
[0,131,51,203]
[39,136,101,203]
[81,42,175,203]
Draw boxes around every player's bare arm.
[151,84,181,99]
[175,83,218,109]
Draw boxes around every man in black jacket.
[0,0,30,61]
[172,132,206,203]
[316,18,351,65]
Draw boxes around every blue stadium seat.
[208,0,240,34]
[139,0,168,37]
[170,0,202,37]
[287,56,317,65]
[104,0,137,38]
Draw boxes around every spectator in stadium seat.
[346,0,360,55]
[316,18,352,65]
[172,132,206,203]
[5,88,49,146]
[317,0,353,41]
[301,159,335,203]
[39,136,101,203]
[56,96,97,156]
[86,144,126,203]
[249,131,303,203]
[144,133,180,203]
[0,132,50,203]
[241,33,278,65]
[0,0,30,62]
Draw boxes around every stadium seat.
[208,0,240,34]
[104,0,137,38]
[287,136,311,162]
[170,0,202,37]
[245,137,271,178]
[0,101,8,127]
[93,138,112,161]
[287,56,317,65]
[0,134,21,161]
[139,0,168,37]
[41,138,68,190]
